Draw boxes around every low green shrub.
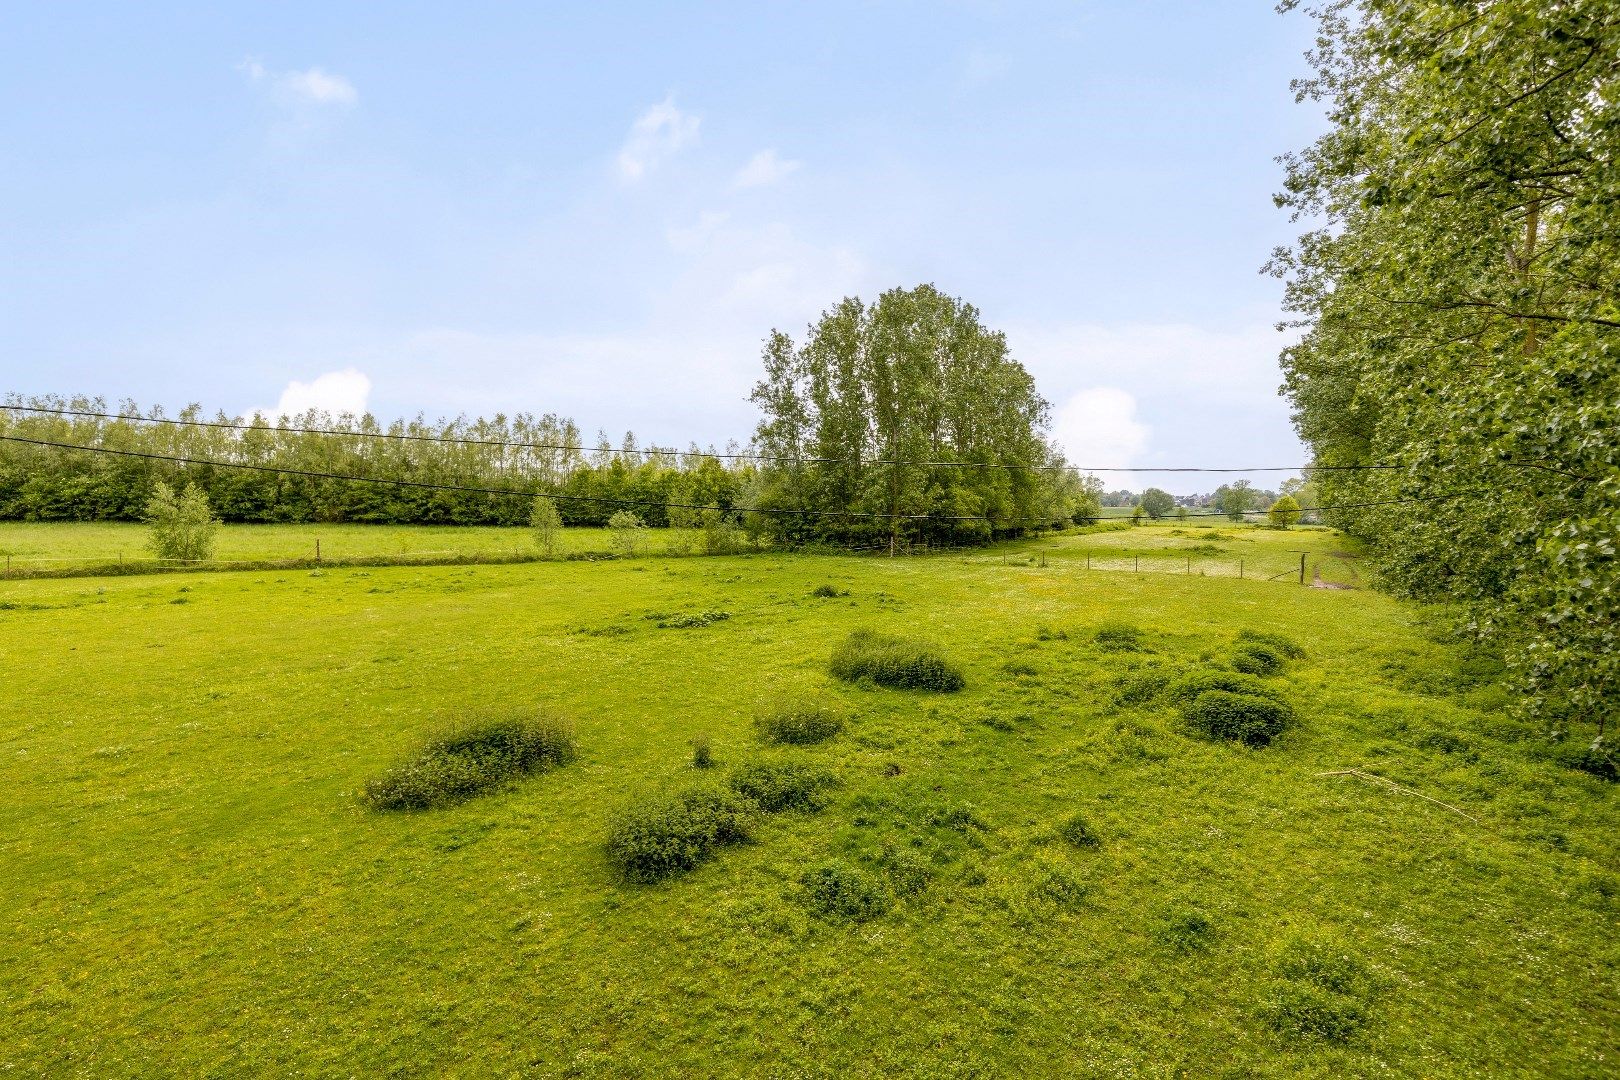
[1093,621,1145,651]
[605,786,756,882]
[1230,643,1286,676]
[363,712,577,811]
[656,610,731,629]
[1114,668,1172,705]
[1559,744,1618,782]
[1184,690,1293,747]
[875,844,934,897]
[809,583,849,598]
[755,703,844,745]
[1258,983,1367,1042]
[690,735,714,769]
[1153,905,1214,952]
[729,760,838,812]
[801,861,891,920]
[1166,669,1284,705]
[1058,812,1101,848]
[829,630,965,692]
[1236,628,1306,658]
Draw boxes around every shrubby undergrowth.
[605,786,757,883]
[755,703,843,745]
[364,711,577,811]
[829,630,965,691]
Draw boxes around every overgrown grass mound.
[809,583,849,598]
[1185,690,1293,747]
[829,630,965,692]
[1167,669,1284,705]
[755,703,844,745]
[1231,643,1286,676]
[1237,629,1306,658]
[605,786,756,882]
[1093,620,1145,651]
[363,712,577,811]
[729,760,838,812]
[801,861,891,920]
[1257,936,1377,1043]
[1058,811,1101,848]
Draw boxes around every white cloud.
[616,96,700,182]
[239,58,358,108]
[731,149,801,190]
[1052,388,1149,469]
[251,368,372,420]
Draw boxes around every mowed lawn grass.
[1,535,1615,1075]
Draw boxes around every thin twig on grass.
[1316,768,1481,824]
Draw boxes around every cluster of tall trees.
[748,284,1097,546]
[0,396,749,526]
[1271,1,1619,735]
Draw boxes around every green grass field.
[2,527,1615,1075]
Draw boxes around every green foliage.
[144,481,219,561]
[1236,629,1305,659]
[363,712,577,811]
[1271,2,1620,735]
[1139,488,1174,520]
[829,629,965,691]
[1267,495,1301,529]
[1153,905,1214,953]
[1184,690,1293,748]
[747,284,1070,547]
[605,785,756,882]
[1057,811,1101,848]
[874,843,934,897]
[1230,644,1285,677]
[809,583,848,598]
[1257,934,1376,1043]
[1093,620,1145,652]
[690,735,713,769]
[729,760,838,813]
[754,703,844,745]
[607,510,646,556]
[529,499,563,555]
[800,861,891,920]
[655,610,731,629]
[1166,669,1284,705]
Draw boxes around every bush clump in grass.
[363,713,577,811]
[656,610,731,629]
[1184,690,1294,747]
[690,735,714,769]
[1166,669,1285,706]
[1093,620,1145,652]
[829,630,965,692]
[605,786,756,882]
[755,703,844,745]
[1154,905,1215,952]
[1230,643,1286,677]
[809,583,849,598]
[875,844,934,897]
[1258,935,1376,1042]
[729,760,838,812]
[1058,811,1101,848]
[1114,667,1172,705]
[801,861,891,920]
[1237,628,1306,658]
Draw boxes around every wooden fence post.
[316,538,322,563]
[1299,552,1306,585]
[1239,559,1243,579]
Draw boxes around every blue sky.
[1,3,1325,491]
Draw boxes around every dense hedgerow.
[1185,690,1294,747]
[1237,629,1306,659]
[829,630,965,692]
[729,760,838,812]
[1093,621,1146,652]
[755,703,844,745]
[605,786,756,882]
[1231,643,1286,677]
[363,712,577,811]
[801,861,891,920]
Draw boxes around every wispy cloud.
[239,58,358,108]
[731,149,801,190]
[616,96,700,182]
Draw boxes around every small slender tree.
[608,509,645,556]
[145,481,219,561]
[530,498,563,556]
[1140,488,1175,520]
[1268,494,1302,529]
[1219,480,1255,523]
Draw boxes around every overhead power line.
[0,433,1478,522]
[0,403,1389,474]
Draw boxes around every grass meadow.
[1,526,1615,1075]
